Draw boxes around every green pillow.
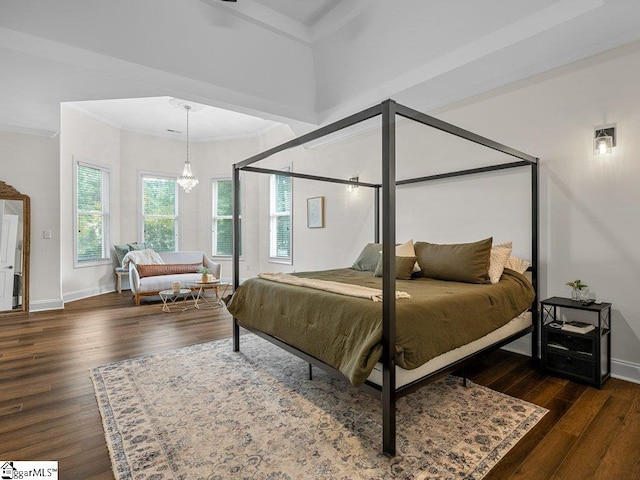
[374,255,418,280]
[128,242,147,251]
[351,243,382,272]
[113,244,131,267]
[415,238,492,284]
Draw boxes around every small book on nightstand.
[561,320,595,334]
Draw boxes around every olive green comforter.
[227,268,534,386]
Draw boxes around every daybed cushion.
[373,255,418,280]
[128,251,221,304]
[136,263,202,278]
[415,237,492,284]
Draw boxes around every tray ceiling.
[1,0,640,139]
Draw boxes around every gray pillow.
[351,243,382,272]
[415,238,492,284]
[114,244,131,267]
[374,255,418,280]
[128,242,147,251]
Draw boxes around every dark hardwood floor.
[1,292,638,479]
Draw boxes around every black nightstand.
[540,296,612,388]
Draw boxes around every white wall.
[17,37,640,381]
[60,109,265,294]
[197,134,262,281]
[0,131,61,310]
[60,106,122,301]
[118,129,263,261]
[278,44,640,382]
[432,45,640,379]
[119,130,198,250]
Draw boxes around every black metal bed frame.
[231,99,539,456]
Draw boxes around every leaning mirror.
[0,181,30,313]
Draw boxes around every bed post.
[374,186,381,243]
[381,99,397,456]
[531,160,540,363]
[232,164,241,352]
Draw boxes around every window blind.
[142,176,177,252]
[76,162,110,262]
[270,173,291,261]
[212,179,241,256]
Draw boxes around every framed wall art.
[307,196,324,228]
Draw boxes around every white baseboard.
[611,359,640,385]
[29,298,64,312]
[500,333,640,385]
[63,284,115,304]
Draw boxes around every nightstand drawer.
[546,351,595,380]
[546,329,595,355]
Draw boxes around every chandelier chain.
[177,104,198,193]
[186,105,190,164]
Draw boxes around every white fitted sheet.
[367,311,532,388]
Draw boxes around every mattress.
[228,268,535,386]
[367,311,532,387]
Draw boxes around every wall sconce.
[594,126,615,155]
[347,176,359,193]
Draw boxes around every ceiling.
[62,0,347,141]
[2,0,640,141]
[252,0,341,27]
[66,97,281,142]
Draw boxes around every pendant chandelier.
[177,105,199,193]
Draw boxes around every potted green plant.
[198,266,210,283]
[566,279,588,301]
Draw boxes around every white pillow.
[488,242,512,284]
[379,239,421,273]
[505,255,530,274]
[396,239,421,273]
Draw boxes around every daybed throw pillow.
[136,263,202,278]
[505,255,530,274]
[128,242,147,251]
[488,241,513,284]
[374,255,418,280]
[114,244,130,268]
[352,243,382,272]
[122,248,164,268]
[415,237,493,284]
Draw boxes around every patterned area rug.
[91,335,547,480]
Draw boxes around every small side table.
[540,296,612,388]
[189,282,230,309]
[159,288,193,313]
[115,267,129,293]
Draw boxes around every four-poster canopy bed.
[228,99,539,456]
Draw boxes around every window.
[269,172,292,262]
[141,174,178,252]
[75,160,111,265]
[212,178,241,256]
